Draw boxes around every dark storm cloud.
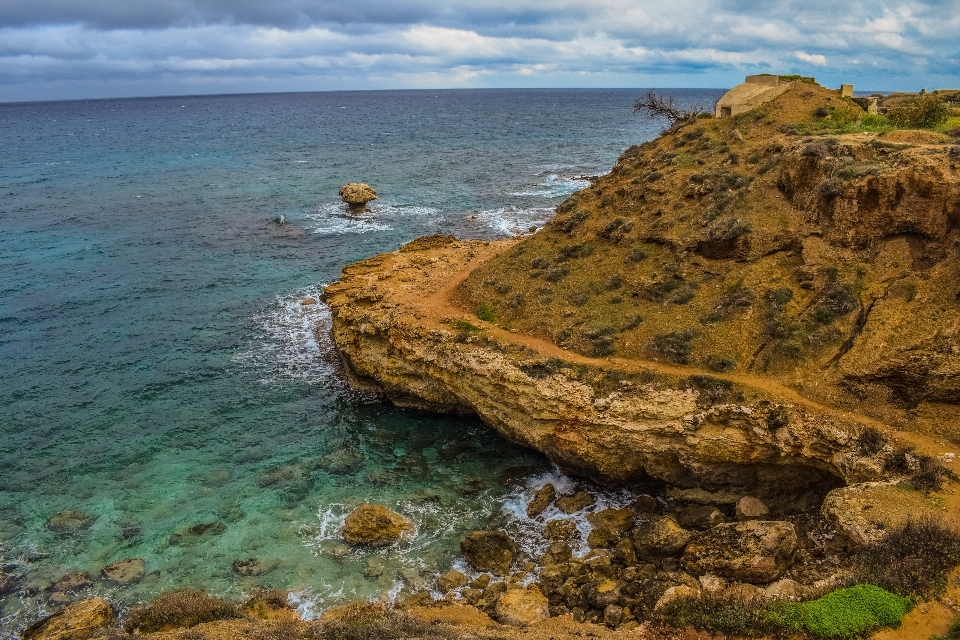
[2,0,959,101]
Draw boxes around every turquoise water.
[0,89,724,636]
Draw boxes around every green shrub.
[887,94,953,129]
[475,303,496,322]
[767,585,910,638]
[125,589,239,633]
[649,330,697,364]
[855,517,960,599]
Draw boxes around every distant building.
[715,75,794,118]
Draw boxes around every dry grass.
[124,589,239,633]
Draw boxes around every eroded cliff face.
[322,236,892,512]
[323,82,960,512]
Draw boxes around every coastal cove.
[0,89,724,637]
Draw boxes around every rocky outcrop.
[24,598,113,640]
[342,504,414,547]
[680,521,798,584]
[495,588,550,626]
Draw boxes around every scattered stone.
[526,484,556,517]
[632,515,692,557]
[494,588,549,626]
[100,558,145,585]
[603,604,624,627]
[339,183,378,210]
[24,598,113,640]
[654,584,699,610]
[231,558,277,577]
[765,578,802,601]
[51,573,93,593]
[586,508,634,548]
[543,519,577,540]
[461,531,517,575]
[736,496,770,521]
[677,505,726,530]
[556,491,595,514]
[438,569,468,592]
[44,510,96,534]
[342,504,414,547]
[633,495,660,513]
[169,521,226,546]
[681,521,798,584]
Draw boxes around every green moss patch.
[767,585,910,638]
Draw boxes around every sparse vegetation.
[125,589,239,633]
[650,330,697,364]
[475,303,497,322]
[886,94,953,129]
[634,91,711,128]
[320,603,453,640]
[654,590,770,636]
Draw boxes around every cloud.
[795,51,828,66]
[2,0,959,101]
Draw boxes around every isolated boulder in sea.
[460,530,518,575]
[100,558,145,586]
[24,598,113,640]
[45,509,96,534]
[339,183,377,210]
[342,504,413,547]
[681,521,798,584]
[494,587,549,626]
[526,483,556,517]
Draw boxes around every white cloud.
[794,51,827,66]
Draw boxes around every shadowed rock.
[461,530,517,575]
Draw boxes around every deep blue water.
[0,88,724,636]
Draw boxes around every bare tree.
[633,91,710,127]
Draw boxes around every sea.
[0,88,725,636]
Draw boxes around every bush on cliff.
[886,94,953,129]
[766,585,910,638]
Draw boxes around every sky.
[1,0,959,102]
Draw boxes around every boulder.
[543,519,577,540]
[100,558,145,585]
[633,495,660,513]
[24,598,113,640]
[676,505,726,530]
[342,504,414,547]
[681,521,798,584]
[821,482,937,546]
[765,578,802,601]
[603,604,624,627]
[632,515,692,557]
[736,496,770,521]
[339,183,378,209]
[495,588,549,626]
[587,508,634,548]
[470,574,491,590]
[585,579,621,608]
[461,531,517,575]
[654,584,699,610]
[698,573,726,593]
[557,491,594,514]
[1,568,24,597]
[527,484,556,517]
[540,542,573,566]
[438,569,468,592]
[45,510,96,534]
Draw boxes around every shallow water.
[0,88,725,636]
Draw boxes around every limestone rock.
[540,542,573,566]
[765,578,802,601]
[654,584,699,610]
[24,598,113,640]
[438,569,468,592]
[603,604,624,627]
[681,521,798,584]
[339,183,377,209]
[556,491,594,514]
[45,510,96,534]
[586,508,634,549]
[342,504,414,547]
[495,588,549,626]
[632,515,692,557]
[585,579,621,608]
[633,496,660,513]
[676,505,725,530]
[461,530,517,575]
[527,484,556,517]
[698,573,726,593]
[736,496,770,521]
[543,519,577,540]
[100,558,145,585]
[821,481,938,546]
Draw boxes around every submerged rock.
[339,183,377,210]
[681,521,798,584]
[0,568,24,597]
[526,484,556,517]
[51,572,93,593]
[169,521,226,546]
[24,598,113,640]
[45,510,96,534]
[556,491,594,514]
[494,588,549,626]
[342,504,413,547]
[231,558,278,577]
[100,558,145,585]
[461,530,517,575]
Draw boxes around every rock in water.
[51,572,93,593]
[526,483,556,517]
[494,588,549,626]
[339,183,377,210]
[437,569,468,592]
[100,558,145,585]
[736,496,770,521]
[543,519,577,540]
[556,491,594,514]
[681,521,798,584]
[342,504,414,547]
[24,598,113,640]
[45,509,96,534]
[461,530,517,575]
